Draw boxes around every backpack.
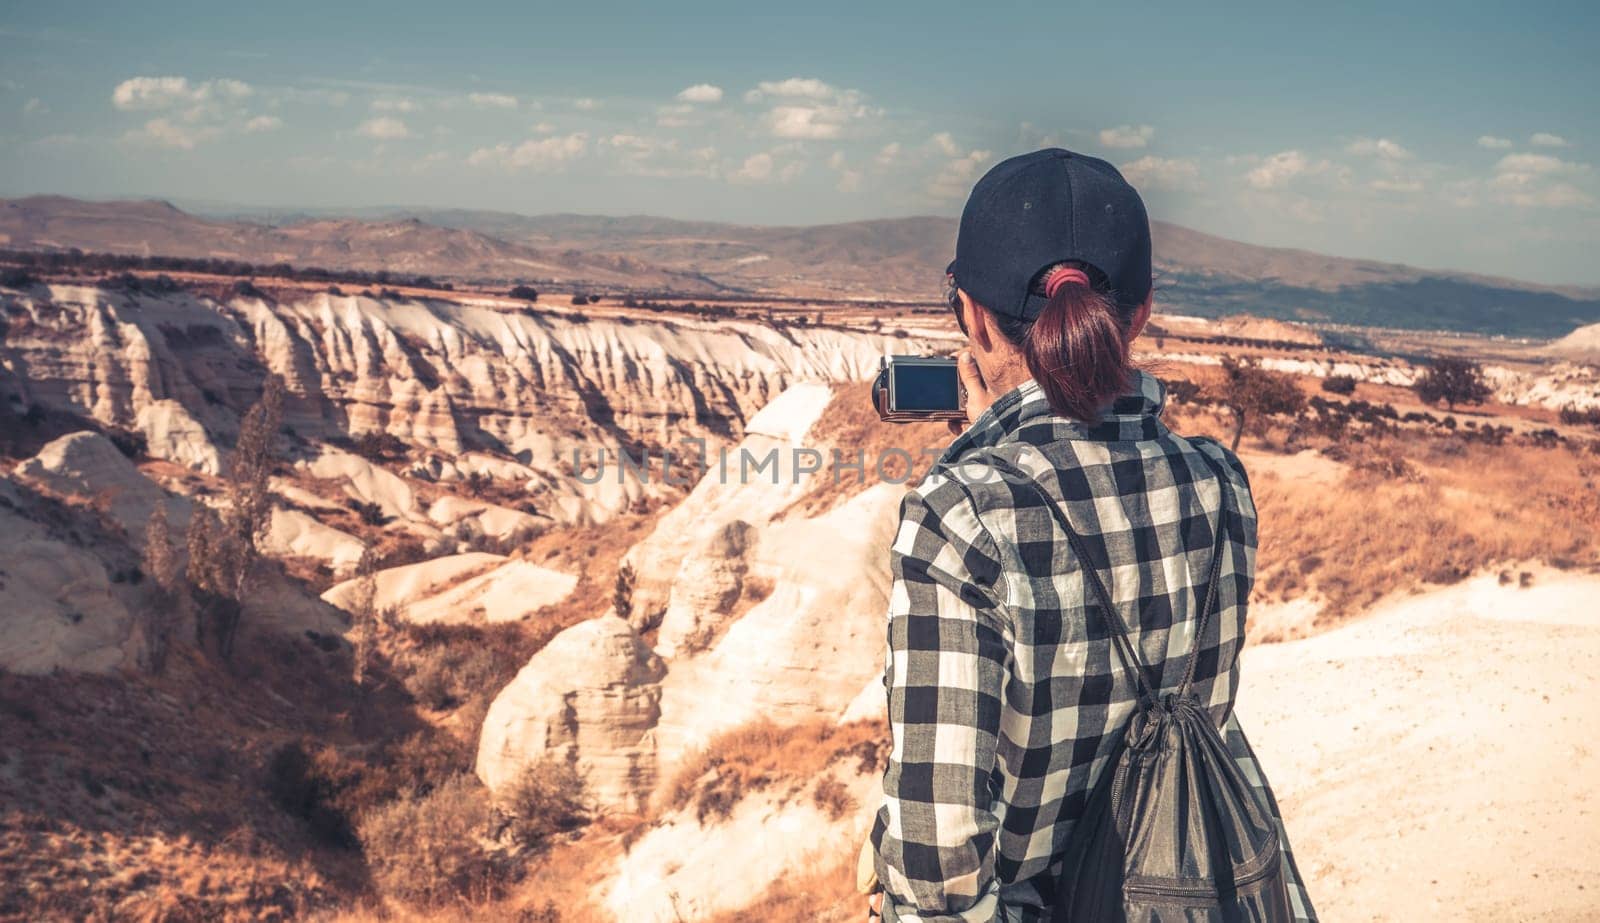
[1019,450,1293,922]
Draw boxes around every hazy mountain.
[0,196,725,292]
[5,195,1599,337]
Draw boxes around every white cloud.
[371,97,417,113]
[1346,137,1412,160]
[675,83,724,104]
[747,76,878,140]
[744,77,837,101]
[929,132,961,158]
[1245,150,1333,190]
[929,149,993,200]
[530,121,555,134]
[1120,155,1200,191]
[1098,124,1154,149]
[1490,153,1593,208]
[875,142,901,168]
[468,132,588,170]
[22,97,47,115]
[572,98,601,111]
[1369,178,1423,193]
[244,115,282,133]
[828,151,862,192]
[766,105,848,139]
[357,116,411,140]
[732,152,774,182]
[1530,132,1570,148]
[112,76,252,111]
[1477,135,1514,150]
[122,117,220,150]
[469,92,519,109]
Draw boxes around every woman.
[865,149,1315,922]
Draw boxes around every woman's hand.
[948,348,996,436]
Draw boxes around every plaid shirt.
[869,370,1316,922]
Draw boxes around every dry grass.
[658,717,888,824]
[699,854,862,923]
[1248,434,1600,625]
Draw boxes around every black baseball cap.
[947,147,1152,321]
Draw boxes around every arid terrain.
[1,218,1598,922]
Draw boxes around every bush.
[1321,374,1357,395]
[1413,357,1491,411]
[357,773,501,906]
[352,430,407,462]
[509,285,539,302]
[1559,405,1600,428]
[266,740,360,848]
[495,761,589,852]
[570,293,589,305]
[0,267,39,288]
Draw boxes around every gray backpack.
[1022,452,1293,922]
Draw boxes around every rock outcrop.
[0,480,140,675]
[136,400,222,474]
[13,431,176,537]
[654,520,754,657]
[475,615,666,812]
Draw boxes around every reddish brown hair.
[987,261,1135,422]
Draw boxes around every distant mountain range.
[4,195,1598,338]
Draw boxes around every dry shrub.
[1251,437,1600,621]
[356,773,503,907]
[386,621,529,725]
[812,777,856,821]
[699,854,860,923]
[495,760,590,852]
[660,718,887,824]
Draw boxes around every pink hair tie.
[1043,267,1092,298]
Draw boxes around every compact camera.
[871,355,967,423]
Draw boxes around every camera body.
[872,355,967,423]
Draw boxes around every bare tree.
[1212,356,1307,451]
[612,561,636,622]
[347,548,383,686]
[141,504,187,673]
[187,374,285,661]
[1413,357,1491,411]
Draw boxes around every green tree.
[1213,356,1307,451]
[1413,357,1492,411]
[187,374,285,661]
[141,504,187,674]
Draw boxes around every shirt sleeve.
[871,482,1012,923]
[1222,712,1319,922]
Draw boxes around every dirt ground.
[1236,566,1600,922]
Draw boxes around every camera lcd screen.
[893,362,960,411]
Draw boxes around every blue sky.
[2,1,1597,285]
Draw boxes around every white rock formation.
[653,519,754,658]
[321,551,576,624]
[136,399,222,474]
[2,286,931,527]
[262,507,367,577]
[651,482,903,766]
[13,431,172,536]
[625,381,837,628]
[476,615,666,812]
[0,480,139,675]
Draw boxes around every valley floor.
[1238,566,1600,921]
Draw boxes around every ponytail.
[1015,263,1134,422]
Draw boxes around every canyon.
[1,275,1597,921]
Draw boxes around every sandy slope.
[1236,567,1600,921]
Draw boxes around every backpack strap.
[989,450,1236,712]
[1180,448,1239,697]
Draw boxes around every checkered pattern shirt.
[869,370,1316,922]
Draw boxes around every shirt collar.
[939,369,1169,463]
